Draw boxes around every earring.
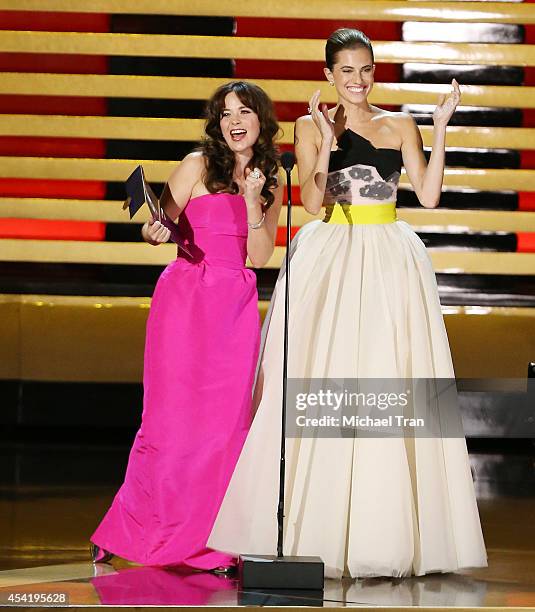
[329,81,334,87]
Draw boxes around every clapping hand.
[308,89,335,143]
[433,78,461,127]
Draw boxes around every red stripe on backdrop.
[0,11,110,241]
[517,232,535,253]
[520,150,535,169]
[524,67,535,86]
[522,109,535,128]
[0,178,106,199]
[279,143,295,156]
[274,102,308,122]
[0,95,107,115]
[518,192,535,211]
[236,19,401,40]
[280,185,302,205]
[524,0,535,45]
[524,6,535,128]
[0,54,108,73]
[235,60,399,82]
[276,225,300,246]
[0,11,109,31]
[0,218,105,241]
[526,27,535,44]
[0,137,105,158]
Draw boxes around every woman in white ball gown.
[208,28,487,579]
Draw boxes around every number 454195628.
[1,592,69,605]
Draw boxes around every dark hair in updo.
[198,81,280,209]
[325,28,374,70]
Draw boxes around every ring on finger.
[250,169,261,179]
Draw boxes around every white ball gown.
[208,127,488,579]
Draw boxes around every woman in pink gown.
[90,81,283,571]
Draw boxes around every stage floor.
[1,440,534,608]
[0,548,534,608]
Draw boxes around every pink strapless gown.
[90,193,260,569]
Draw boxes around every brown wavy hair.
[198,81,281,209]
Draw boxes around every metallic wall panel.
[3,74,535,108]
[0,295,21,379]
[2,198,533,232]
[402,105,522,127]
[444,306,535,378]
[1,239,535,272]
[402,22,523,43]
[0,296,533,382]
[397,190,519,210]
[3,156,535,190]
[2,32,535,66]
[3,117,535,150]
[403,63,524,86]
[17,295,149,382]
[2,1,535,23]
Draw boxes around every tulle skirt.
[208,219,487,579]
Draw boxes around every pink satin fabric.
[91,566,235,605]
[91,193,260,569]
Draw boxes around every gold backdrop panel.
[2,32,535,66]
[1,0,535,23]
[2,74,535,108]
[1,295,532,382]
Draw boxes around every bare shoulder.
[374,108,413,126]
[295,114,315,128]
[172,150,204,175]
[181,150,206,168]
[378,111,420,147]
[295,114,319,147]
[386,111,418,132]
[167,150,205,192]
[295,114,318,136]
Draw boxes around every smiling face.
[324,46,375,105]
[219,91,261,154]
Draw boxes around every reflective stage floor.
[1,438,534,608]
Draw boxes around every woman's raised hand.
[433,78,461,127]
[243,167,266,207]
[142,218,171,245]
[308,89,335,143]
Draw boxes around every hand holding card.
[123,165,192,258]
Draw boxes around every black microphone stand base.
[238,588,324,607]
[238,554,324,590]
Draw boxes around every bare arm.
[401,79,461,209]
[295,90,335,215]
[246,170,284,268]
[141,152,204,245]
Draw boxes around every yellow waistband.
[323,202,397,225]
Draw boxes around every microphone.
[281,151,295,172]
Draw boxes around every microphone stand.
[277,155,292,558]
[238,152,324,593]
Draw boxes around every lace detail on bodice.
[324,163,401,205]
[326,128,403,206]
